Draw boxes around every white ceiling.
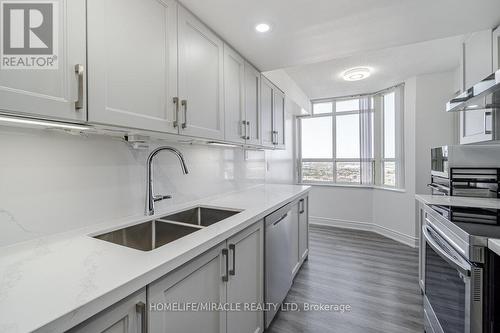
[285,35,463,99]
[180,0,500,71]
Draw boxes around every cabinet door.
[260,77,274,147]
[464,30,493,88]
[459,109,493,144]
[298,196,309,263]
[245,62,262,146]
[273,89,286,149]
[68,288,146,333]
[87,0,178,132]
[178,6,224,140]
[227,222,264,333]
[494,27,500,71]
[149,243,227,333]
[0,0,86,122]
[290,201,300,278]
[224,44,245,144]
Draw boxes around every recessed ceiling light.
[342,67,372,81]
[466,104,480,109]
[255,23,271,33]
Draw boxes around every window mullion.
[332,102,337,183]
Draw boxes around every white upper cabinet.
[244,62,262,146]
[0,0,86,122]
[87,0,178,132]
[464,29,493,88]
[261,76,286,149]
[273,89,286,149]
[224,44,245,144]
[178,6,224,140]
[493,27,500,71]
[261,77,275,147]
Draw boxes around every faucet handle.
[153,195,172,202]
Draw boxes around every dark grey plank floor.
[266,225,423,333]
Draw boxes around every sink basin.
[93,220,200,251]
[158,206,242,227]
[93,206,242,251]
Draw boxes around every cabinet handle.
[74,64,84,110]
[229,244,236,276]
[173,97,179,128]
[485,111,492,135]
[299,198,305,214]
[241,120,247,139]
[246,121,250,140]
[136,301,147,333]
[181,100,187,129]
[222,248,229,282]
[272,130,278,145]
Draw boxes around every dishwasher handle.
[273,213,288,226]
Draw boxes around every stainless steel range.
[420,204,500,333]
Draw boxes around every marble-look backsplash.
[0,122,294,247]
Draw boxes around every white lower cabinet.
[298,196,309,262]
[149,221,264,333]
[148,243,227,333]
[67,288,147,333]
[226,222,264,333]
[290,200,300,277]
[291,195,309,278]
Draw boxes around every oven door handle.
[422,225,471,277]
[426,183,449,194]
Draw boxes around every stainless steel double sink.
[93,206,242,251]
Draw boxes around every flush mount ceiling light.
[255,23,271,33]
[342,67,372,81]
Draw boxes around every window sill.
[297,182,406,193]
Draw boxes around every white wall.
[262,69,311,114]
[414,71,458,194]
[309,70,458,247]
[0,126,271,247]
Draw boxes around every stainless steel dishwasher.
[265,202,293,328]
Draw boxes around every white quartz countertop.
[489,239,500,257]
[415,194,500,209]
[0,184,310,333]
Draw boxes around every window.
[382,92,397,187]
[297,86,404,188]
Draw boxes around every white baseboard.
[310,216,418,248]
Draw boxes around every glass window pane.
[383,161,396,186]
[301,117,332,158]
[336,114,360,158]
[336,162,360,183]
[383,92,396,159]
[336,99,359,112]
[313,102,332,114]
[302,162,333,182]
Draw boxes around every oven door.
[431,146,449,178]
[422,224,483,333]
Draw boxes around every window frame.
[298,96,369,185]
[297,85,404,189]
